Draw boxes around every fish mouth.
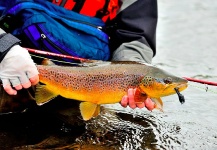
[176,83,188,91]
[162,82,188,96]
[160,83,187,104]
[165,82,188,90]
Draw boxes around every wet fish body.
[36,61,188,120]
[37,62,148,104]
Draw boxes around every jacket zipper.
[35,25,73,56]
[55,13,104,30]
[67,18,103,30]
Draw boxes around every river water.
[93,1,217,149]
[1,1,217,150]
[151,0,217,149]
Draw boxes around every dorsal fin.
[41,59,56,66]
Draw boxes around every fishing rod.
[183,77,217,86]
[25,47,89,62]
[26,47,217,86]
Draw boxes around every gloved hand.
[0,45,39,95]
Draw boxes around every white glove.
[0,45,39,95]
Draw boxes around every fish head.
[139,65,188,98]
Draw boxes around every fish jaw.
[162,81,188,97]
[139,76,188,98]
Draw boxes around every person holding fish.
[0,0,157,111]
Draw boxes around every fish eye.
[163,77,173,84]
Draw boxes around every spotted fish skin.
[37,62,149,104]
[35,61,188,120]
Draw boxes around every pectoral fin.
[134,88,148,104]
[151,98,164,112]
[35,84,58,106]
[80,102,100,121]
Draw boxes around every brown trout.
[35,61,188,121]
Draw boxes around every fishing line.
[183,77,217,94]
[30,54,82,65]
[187,83,217,94]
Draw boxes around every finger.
[19,72,30,84]
[12,72,34,89]
[120,95,128,108]
[26,66,39,79]
[9,78,21,87]
[136,102,145,109]
[128,88,136,109]
[9,77,30,89]
[22,81,31,89]
[145,98,155,111]
[29,75,39,85]
[1,79,17,95]
[4,85,17,95]
[14,84,22,90]
[19,72,32,88]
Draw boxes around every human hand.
[0,45,39,95]
[120,88,155,110]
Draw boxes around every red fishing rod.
[183,77,217,86]
[26,47,217,86]
[25,47,89,62]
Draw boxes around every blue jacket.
[0,0,157,63]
